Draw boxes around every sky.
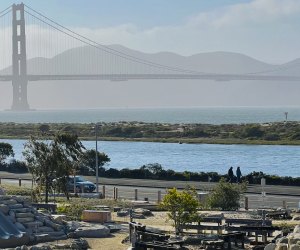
[1,0,300,64]
[1,0,300,109]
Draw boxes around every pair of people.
[228,166,242,183]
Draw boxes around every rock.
[117,210,129,217]
[51,214,66,224]
[288,233,300,246]
[23,221,44,228]
[0,199,18,205]
[264,243,276,250]
[44,219,64,231]
[9,203,24,209]
[16,212,35,218]
[15,222,27,231]
[70,238,89,250]
[133,208,153,216]
[0,204,9,214]
[277,237,288,244]
[275,244,288,250]
[131,213,145,219]
[9,210,16,218]
[36,226,55,233]
[74,224,110,238]
[52,243,71,249]
[16,217,35,223]
[290,244,300,250]
[294,226,300,234]
[11,208,32,213]
[0,187,6,195]
[293,216,300,221]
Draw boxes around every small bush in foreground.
[207,178,247,211]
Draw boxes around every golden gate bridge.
[0,3,299,110]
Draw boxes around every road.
[1,177,299,209]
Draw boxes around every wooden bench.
[181,215,225,234]
[221,232,245,249]
[239,225,280,243]
[266,211,290,220]
[31,203,57,214]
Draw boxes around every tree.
[0,142,14,165]
[23,133,85,203]
[160,187,199,234]
[80,149,110,175]
[207,178,247,211]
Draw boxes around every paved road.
[1,178,299,209]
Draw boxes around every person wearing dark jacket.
[228,166,234,183]
[236,166,242,183]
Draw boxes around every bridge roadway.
[1,174,299,209]
[1,74,300,82]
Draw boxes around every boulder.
[15,222,27,231]
[133,208,153,216]
[290,244,300,250]
[23,221,44,228]
[9,203,24,209]
[16,212,35,218]
[277,237,289,244]
[288,233,300,246]
[293,216,300,221]
[16,217,35,223]
[0,204,9,214]
[265,243,276,250]
[74,224,110,238]
[294,226,300,234]
[275,244,288,250]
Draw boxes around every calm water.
[0,106,300,124]
[2,139,299,177]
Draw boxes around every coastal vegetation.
[0,121,300,145]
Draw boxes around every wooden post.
[135,189,138,201]
[244,197,248,210]
[115,187,118,200]
[0,178,1,184]
[113,187,116,199]
[102,185,106,199]
[18,178,22,187]
[283,200,287,209]
[157,190,161,203]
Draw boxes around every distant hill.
[2,44,297,75]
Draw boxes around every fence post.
[0,178,1,185]
[115,187,118,200]
[283,200,287,209]
[135,189,138,201]
[244,196,248,210]
[157,191,161,203]
[113,187,116,199]
[102,185,105,199]
[18,178,22,187]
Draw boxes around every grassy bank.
[0,121,300,145]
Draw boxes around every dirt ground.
[56,210,299,250]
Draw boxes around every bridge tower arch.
[11,3,29,111]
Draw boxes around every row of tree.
[0,134,110,203]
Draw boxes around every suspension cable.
[24,4,206,75]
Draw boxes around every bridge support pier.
[11,3,30,111]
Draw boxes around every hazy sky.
[1,0,300,64]
[1,0,300,109]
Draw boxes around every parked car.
[67,176,96,193]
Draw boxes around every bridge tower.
[11,3,29,111]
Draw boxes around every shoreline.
[0,121,300,145]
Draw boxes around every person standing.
[228,166,234,183]
[236,166,242,183]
